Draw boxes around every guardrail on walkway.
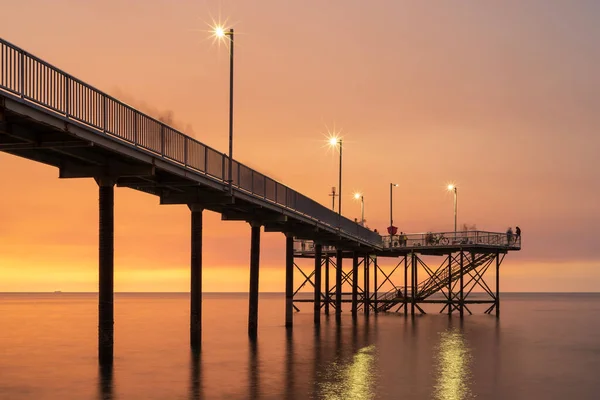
[0,38,381,248]
[383,230,521,249]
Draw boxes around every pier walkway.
[0,37,521,364]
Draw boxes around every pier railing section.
[382,230,521,250]
[0,38,381,248]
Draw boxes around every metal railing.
[0,37,382,248]
[382,230,521,250]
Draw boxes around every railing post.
[19,50,24,98]
[160,125,165,156]
[65,76,70,117]
[103,96,107,133]
[133,112,138,145]
[204,146,208,172]
[221,153,225,181]
[184,138,188,166]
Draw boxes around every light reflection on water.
[434,327,473,400]
[320,344,377,400]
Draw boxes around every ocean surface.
[0,292,599,399]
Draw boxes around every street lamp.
[354,192,364,226]
[390,183,398,229]
[213,26,235,196]
[328,137,343,225]
[447,184,457,235]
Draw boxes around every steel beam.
[448,255,452,316]
[352,252,358,319]
[314,243,322,325]
[373,256,378,313]
[0,141,92,150]
[248,222,261,338]
[60,160,155,179]
[97,178,114,365]
[324,255,330,315]
[364,256,370,316]
[404,255,408,315]
[460,251,464,318]
[160,190,231,206]
[335,249,343,319]
[496,252,500,317]
[411,253,415,315]
[189,205,203,349]
[285,234,294,328]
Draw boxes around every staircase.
[416,253,494,300]
[375,252,495,312]
[375,286,406,312]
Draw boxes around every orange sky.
[1,1,599,292]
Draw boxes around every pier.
[0,38,520,364]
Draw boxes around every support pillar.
[285,235,294,328]
[314,243,322,325]
[404,255,408,316]
[189,205,203,349]
[352,252,359,319]
[459,251,464,318]
[496,252,500,317]
[335,249,343,319]
[411,253,416,315]
[364,256,370,316]
[98,179,114,364]
[373,257,378,313]
[248,223,261,338]
[448,254,452,316]
[325,255,330,315]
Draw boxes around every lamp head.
[328,136,341,147]
[214,26,226,38]
[392,183,399,187]
[354,192,362,200]
[447,184,455,191]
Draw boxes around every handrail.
[0,37,382,248]
[382,230,521,250]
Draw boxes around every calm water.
[1,293,599,399]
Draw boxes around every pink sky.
[1,1,599,291]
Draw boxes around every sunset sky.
[1,1,599,292]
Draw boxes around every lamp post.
[447,184,457,235]
[328,137,343,226]
[329,187,337,211]
[214,27,235,196]
[390,183,398,228]
[354,193,364,226]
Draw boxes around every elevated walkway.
[0,37,380,250]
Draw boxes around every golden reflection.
[321,345,376,400]
[434,328,473,400]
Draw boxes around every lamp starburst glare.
[214,26,226,38]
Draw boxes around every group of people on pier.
[506,226,521,245]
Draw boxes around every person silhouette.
[506,227,513,245]
[515,226,521,238]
